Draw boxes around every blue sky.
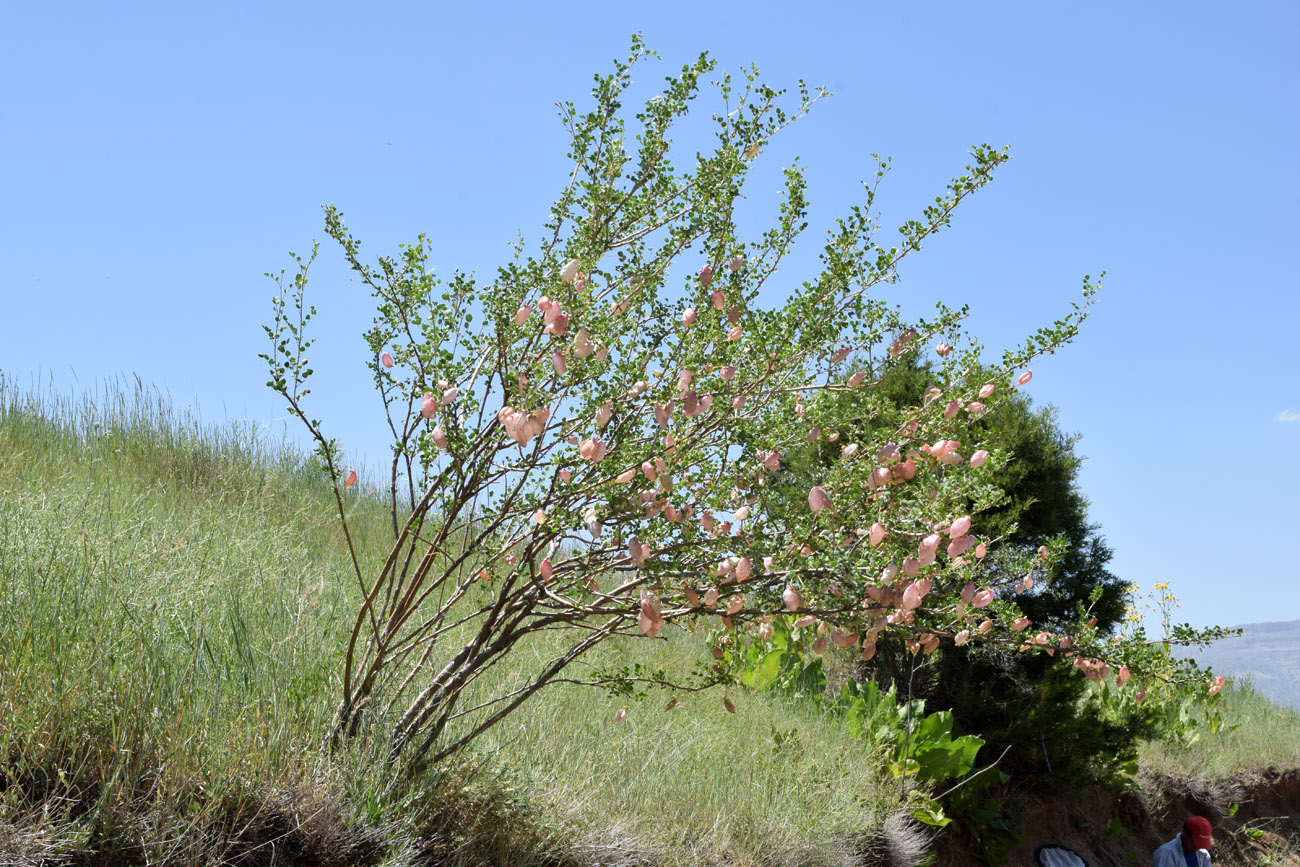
[3,2,1296,632]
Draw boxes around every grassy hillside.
[0,382,911,866]
[3,381,1297,866]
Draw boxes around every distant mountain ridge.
[1181,619,1300,709]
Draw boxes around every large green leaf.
[741,650,790,689]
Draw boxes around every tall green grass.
[1139,680,1300,780]
[0,380,909,865]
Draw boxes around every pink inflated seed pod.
[764,451,781,471]
[683,391,700,417]
[573,327,595,359]
[532,509,547,525]
[948,516,972,539]
[726,594,744,615]
[1135,689,1147,703]
[954,629,971,646]
[727,326,743,342]
[711,287,724,308]
[924,386,942,406]
[344,469,357,488]
[936,343,952,357]
[728,254,744,272]
[903,557,920,577]
[551,352,566,374]
[699,264,714,286]
[638,591,662,638]
[978,619,993,635]
[847,371,866,388]
[616,468,636,484]
[1117,665,1131,687]
[1208,676,1226,696]
[793,615,816,628]
[546,312,569,337]
[421,392,437,418]
[869,522,886,547]
[735,557,752,582]
[902,583,922,610]
[559,258,581,283]
[947,536,977,558]
[782,586,803,611]
[861,642,877,662]
[1011,617,1030,632]
[970,449,989,469]
[727,304,740,325]
[972,589,993,608]
[432,427,448,449]
[513,305,531,326]
[975,543,987,559]
[758,620,773,641]
[978,383,995,399]
[540,559,553,581]
[614,707,628,724]
[944,400,961,419]
[830,346,851,363]
[628,537,649,568]
[966,402,986,416]
[682,307,697,327]
[381,352,394,369]
[808,486,832,513]
[703,587,719,608]
[720,365,736,381]
[1017,371,1033,386]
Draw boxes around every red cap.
[1185,816,1213,848]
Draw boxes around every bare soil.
[937,768,1300,866]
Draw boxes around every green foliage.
[260,36,1129,779]
[731,617,984,830]
[0,380,923,865]
[931,643,1161,788]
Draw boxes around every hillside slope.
[1183,620,1300,711]
[2,383,1298,867]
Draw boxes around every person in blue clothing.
[1152,816,1213,867]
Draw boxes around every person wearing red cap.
[1152,816,1213,866]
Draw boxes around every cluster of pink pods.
[498,404,549,447]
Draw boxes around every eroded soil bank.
[938,768,1300,866]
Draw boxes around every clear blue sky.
[3,2,1296,632]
